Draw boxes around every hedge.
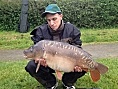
[0,0,118,31]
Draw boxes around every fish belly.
[44,53,76,72]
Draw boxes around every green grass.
[0,58,118,89]
[0,31,33,49]
[81,28,118,43]
[0,28,118,49]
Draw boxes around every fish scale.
[40,40,100,70]
[24,40,108,82]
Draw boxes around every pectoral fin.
[90,69,100,82]
[55,70,62,80]
[36,61,40,73]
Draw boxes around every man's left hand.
[74,66,82,72]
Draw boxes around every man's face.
[46,13,63,31]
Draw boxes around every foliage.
[0,0,118,31]
[0,0,21,31]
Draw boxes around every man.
[25,4,86,89]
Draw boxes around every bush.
[0,0,118,31]
[0,0,21,31]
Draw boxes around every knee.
[25,60,50,77]
[77,71,86,78]
[25,60,37,76]
[62,71,86,86]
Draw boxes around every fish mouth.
[24,55,28,59]
[23,51,27,58]
[23,54,35,59]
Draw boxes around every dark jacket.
[30,22,82,48]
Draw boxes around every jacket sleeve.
[30,26,44,44]
[70,24,82,48]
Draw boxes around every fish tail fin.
[90,69,100,82]
[90,62,108,82]
[97,62,108,74]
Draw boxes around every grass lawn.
[0,58,118,89]
[81,28,118,43]
[0,28,118,49]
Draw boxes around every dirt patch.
[0,49,24,61]
[83,42,118,59]
[0,43,118,61]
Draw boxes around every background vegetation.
[0,0,118,31]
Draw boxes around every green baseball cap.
[41,4,61,17]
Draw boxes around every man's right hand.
[35,58,47,67]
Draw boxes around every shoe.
[62,82,75,89]
[65,86,75,89]
[46,82,58,89]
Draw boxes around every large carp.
[23,40,108,82]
